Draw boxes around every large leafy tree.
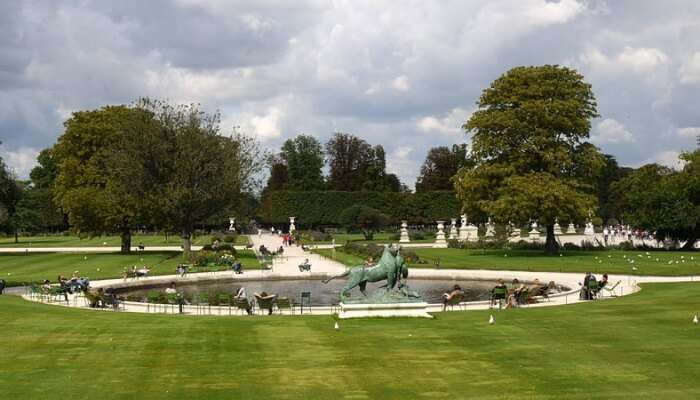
[53,106,150,253]
[612,150,700,249]
[325,133,402,191]
[455,65,603,253]
[0,150,23,242]
[264,155,289,192]
[13,149,65,234]
[415,144,471,192]
[110,99,265,256]
[281,134,325,190]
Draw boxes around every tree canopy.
[455,65,603,253]
[281,134,325,190]
[612,150,700,249]
[325,133,402,192]
[415,144,471,192]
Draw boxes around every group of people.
[282,233,294,246]
[581,272,608,300]
[441,279,557,310]
[40,273,91,302]
[233,286,277,315]
[122,265,151,280]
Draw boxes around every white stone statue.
[485,217,496,238]
[509,221,521,237]
[528,220,540,242]
[584,220,595,236]
[228,217,236,232]
[553,218,563,235]
[448,218,457,240]
[566,223,576,234]
[458,214,469,241]
[289,217,296,233]
[434,221,448,248]
[399,220,410,243]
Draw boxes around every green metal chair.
[146,291,163,313]
[299,291,311,314]
[587,279,599,300]
[276,297,294,315]
[256,297,275,315]
[491,286,507,309]
[217,293,232,315]
[194,293,210,315]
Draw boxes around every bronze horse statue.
[322,245,408,299]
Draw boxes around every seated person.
[176,264,188,277]
[598,274,609,290]
[41,279,52,293]
[234,287,252,315]
[531,281,556,298]
[490,279,508,307]
[253,291,277,315]
[582,272,597,300]
[298,258,312,272]
[232,261,243,274]
[506,284,527,309]
[165,282,177,295]
[442,284,464,310]
[138,242,145,251]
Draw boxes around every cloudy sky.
[1,0,699,186]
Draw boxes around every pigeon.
[489,315,495,325]
[694,315,698,324]
[334,322,339,330]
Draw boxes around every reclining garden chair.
[599,280,622,297]
[444,293,466,311]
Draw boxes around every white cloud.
[644,150,685,170]
[525,0,585,25]
[386,146,417,186]
[392,75,410,91]
[417,108,471,137]
[679,52,700,84]
[592,118,635,143]
[580,46,668,74]
[677,127,700,139]
[0,147,40,179]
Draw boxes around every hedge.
[257,191,461,226]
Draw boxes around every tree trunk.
[120,228,132,254]
[14,229,18,244]
[182,229,192,259]
[545,224,558,255]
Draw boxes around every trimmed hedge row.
[258,191,461,226]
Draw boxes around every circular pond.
[112,278,569,305]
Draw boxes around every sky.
[1,0,699,187]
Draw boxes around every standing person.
[271,226,276,235]
[234,287,251,315]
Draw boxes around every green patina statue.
[322,244,422,303]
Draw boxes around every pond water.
[113,278,568,305]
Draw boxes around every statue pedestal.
[339,302,433,319]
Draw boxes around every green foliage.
[339,205,388,240]
[612,152,700,248]
[281,135,325,190]
[456,65,602,253]
[415,144,473,192]
[258,191,460,226]
[325,133,402,191]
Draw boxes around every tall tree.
[415,144,471,192]
[53,105,149,253]
[325,133,402,191]
[264,155,289,192]
[110,99,265,256]
[0,150,22,242]
[596,154,633,224]
[281,134,325,190]
[455,65,603,253]
[612,150,700,249]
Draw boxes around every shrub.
[223,234,237,243]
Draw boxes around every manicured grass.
[315,248,700,276]
[1,282,699,399]
[0,250,259,286]
[0,234,250,248]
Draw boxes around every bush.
[258,190,461,226]
[223,234,237,243]
[341,242,421,264]
[299,230,333,242]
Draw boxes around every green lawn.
[0,250,259,287]
[1,282,699,399]
[315,248,700,276]
[0,234,250,248]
